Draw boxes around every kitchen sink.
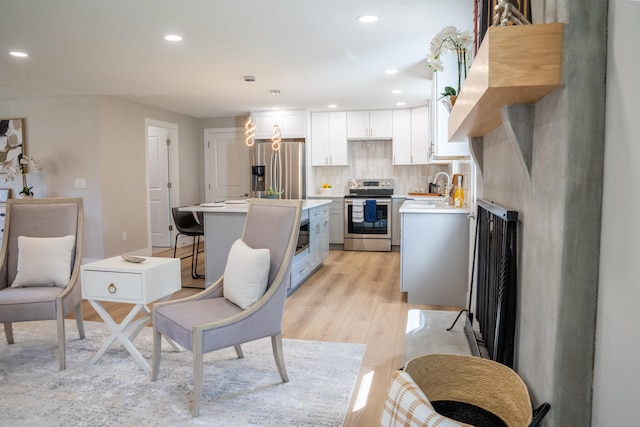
[403,201,453,209]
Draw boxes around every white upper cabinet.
[280,110,307,138]
[347,110,392,139]
[392,106,430,165]
[430,57,469,160]
[252,110,307,139]
[392,109,412,165]
[253,111,278,139]
[311,111,348,166]
[410,106,430,164]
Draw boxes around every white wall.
[0,95,201,260]
[592,0,640,424]
[0,96,104,259]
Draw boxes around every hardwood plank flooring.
[72,247,463,426]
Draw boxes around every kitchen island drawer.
[290,251,311,290]
[82,270,143,301]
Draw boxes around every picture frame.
[0,189,9,202]
[0,118,26,174]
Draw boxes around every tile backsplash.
[310,139,451,195]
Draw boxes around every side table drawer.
[83,270,143,301]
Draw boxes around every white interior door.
[148,125,171,247]
[204,128,250,202]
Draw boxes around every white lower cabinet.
[291,249,311,288]
[289,203,330,292]
[310,204,330,266]
[400,209,469,306]
[391,198,405,246]
[328,199,344,244]
[309,196,343,244]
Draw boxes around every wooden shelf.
[448,23,564,141]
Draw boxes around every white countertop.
[308,194,345,198]
[394,194,447,201]
[180,199,332,214]
[399,199,470,214]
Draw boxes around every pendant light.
[244,76,256,147]
[271,124,281,151]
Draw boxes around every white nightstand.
[81,256,181,372]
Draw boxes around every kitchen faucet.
[432,172,451,204]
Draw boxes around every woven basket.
[404,354,532,427]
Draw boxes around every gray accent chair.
[152,198,302,417]
[0,198,85,370]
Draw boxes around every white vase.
[441,95,457,113]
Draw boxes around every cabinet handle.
[107,283,117,294]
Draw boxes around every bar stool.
[172,207,204,279]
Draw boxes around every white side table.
[81,256,181,372]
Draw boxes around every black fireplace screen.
[465,198,519,368]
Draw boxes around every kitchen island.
[181,199,331,293]
[399,200,470,306]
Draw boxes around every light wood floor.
[74,246,462,426]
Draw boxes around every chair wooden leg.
[75,304,86,339]
[271,334,289,383]
[151,329,162,381]
[234,344,244,359]
[193,342,204,417]
[3,322,14,344]
[57,313,66,370]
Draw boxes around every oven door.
[344,198,391,239]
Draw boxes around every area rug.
[0,320,366,426]
[402,309,471,365]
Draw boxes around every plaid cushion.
[380,371,466,427]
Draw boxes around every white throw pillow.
[223,239,271,309]
[11,235,76,288]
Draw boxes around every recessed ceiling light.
[384,69,398,75]
[328,104,338,109]
[9,51,28,58]
[396,102,406,106]
[270,90,281,95]
[164,34,182,42]
[392,89,403,94]
[357,15,378,23]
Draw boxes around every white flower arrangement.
[427,26,473,98]
[4,153,43,196]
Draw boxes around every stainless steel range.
[344,178,393,252]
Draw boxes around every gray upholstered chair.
[152,198,302,417]
[0,198,85,370]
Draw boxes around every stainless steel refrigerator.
[250,139,306,199]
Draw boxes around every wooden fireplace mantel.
[448,23,564,142]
